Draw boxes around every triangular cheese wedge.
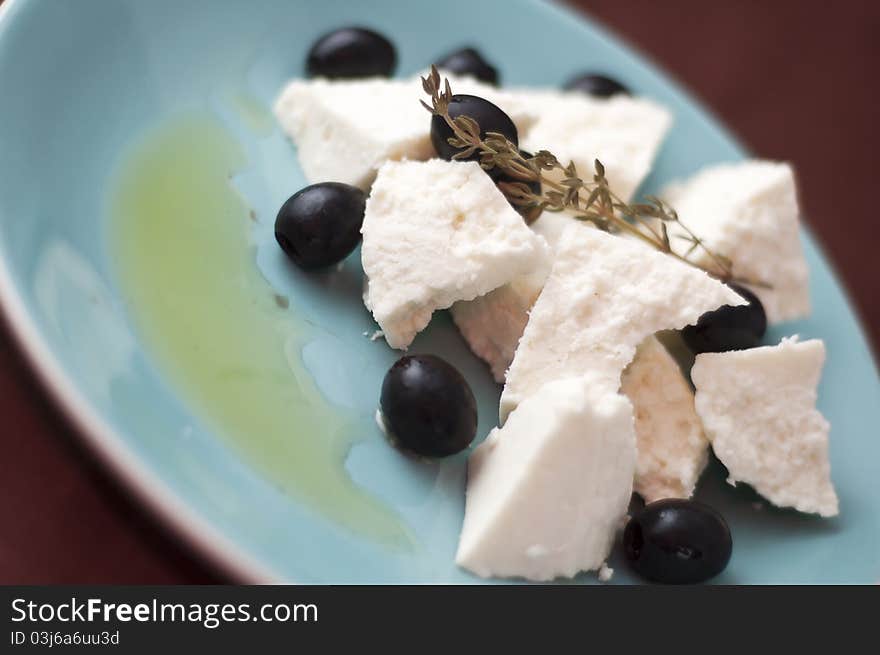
[457,376,635,581]
[692,337,838,516]
[662,160,810,324]
[362,159,549,349]
[516,90,672,202]
[500,225,745,422]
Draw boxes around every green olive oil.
[110,114,409,546]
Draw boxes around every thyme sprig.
[420,65,768,288]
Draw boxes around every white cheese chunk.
[361,159,550,349]
[662,160,810,324]
[621,335,709,502]
[450,211,574,382]
[274,77,432,189]
[499,225,745,422]
[456,376,636,581]
[691,337,838,517]
[458,263,709,500]
[452,215,664,383]
[274,74,535,190]
[516,90,672,201]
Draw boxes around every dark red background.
[1,0,877,583]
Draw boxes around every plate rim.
[0,248,279,583]
[0,0,281,582]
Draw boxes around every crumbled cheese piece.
[662,160,810,324]
[361,159,549,349]
[500,225,745,422]
[621,335,709,502]
[457,376,636,581]
[452,214,676,385]
[598,564,615,583]
[692,337,838,517]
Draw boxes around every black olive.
[435,47,499,85]
[379,355,477,457]
[623,499,733,584]
[275,182,366,269]
[430,94,518,162]
[306,27,396,79]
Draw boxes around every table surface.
[1,0,877,583]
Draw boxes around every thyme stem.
[421,66,770,289]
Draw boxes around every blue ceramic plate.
[0,0,877,583]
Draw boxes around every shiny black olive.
[379,355,478,457]
[435,47,499,85]
[430,94,518,162]
[623,499,733,584]
[275,182,366,269]
[306,27,396,79]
